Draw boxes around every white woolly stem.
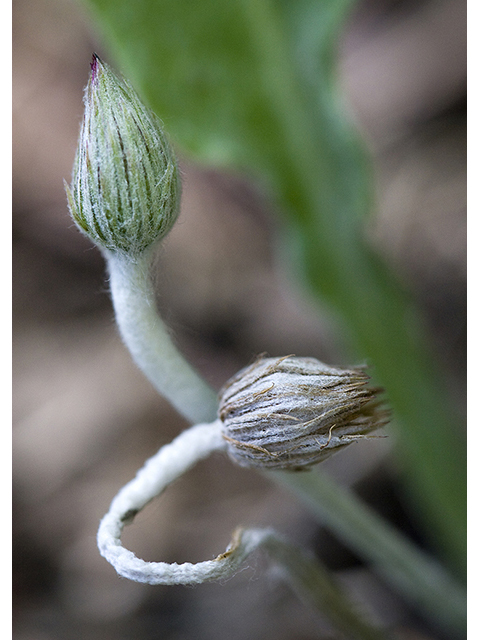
[97,421,390,639]
[102,246,464,635]
[106,251,218,424]
[97,420,272,584]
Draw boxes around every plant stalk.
[261,533,391,640]
[106,246,466,636]
[272,468,466,636]
[98,418,391,640]
[106,250,218,424]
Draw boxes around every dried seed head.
[218,355,389,470]
[65,55,180,257]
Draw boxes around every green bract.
[65,55,180,257]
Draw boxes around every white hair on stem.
[97,420,275,585]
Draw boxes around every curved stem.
[97,420,253,584]
[98,420,390,640]
[105,247,465,634]
[106,251,218,423]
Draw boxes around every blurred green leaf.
[82,0,465,574]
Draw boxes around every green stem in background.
[272,468,467,637]
[242,0,466,575]
[106,250,218,424]
[105,252,465,636]
[262,533,392,640]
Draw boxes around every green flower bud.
[219,355,389,470]
[65,54,180,256]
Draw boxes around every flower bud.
[218,355,388,470]
[65,54,180,257]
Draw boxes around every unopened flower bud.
[65,54,180,257]
[218,355,388,470]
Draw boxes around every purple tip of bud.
[90,53,101,82]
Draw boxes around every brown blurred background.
[12,0,466,638]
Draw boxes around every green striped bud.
[65,55,180,257]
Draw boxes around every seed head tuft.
[218,355,389,470]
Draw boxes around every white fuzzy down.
[97,421,273,584]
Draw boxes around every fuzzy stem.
[105,247,465,634]
[106,250,218,423]
[98,421,390,640]
[97,420,247,584]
